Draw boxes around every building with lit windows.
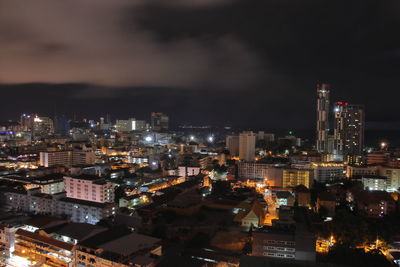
[346,165,379,178]
[64,175,114,203]
[316,84,330,153]
[239,131,256,162]
[14,228,74,267]
[115,118,146,132]
[282,169,312,188]
[361,175,387,191]
[33,116,54,137]
[333,102,365,157]
[40,151,72,167]
[3,188,116,225]
[238,162,283,186]
[367,152,390,165]
[252,226,315,262]
[310,162,345,184]
[379,167,400,191]
[20,114,54,138]
[40,147,96,167]
[151,112,169,131]
[226,135,239,157]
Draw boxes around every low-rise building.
[14,228,74,266]
[311,162,345,184]
[64,175,114,203]
[346,165,379,178]
[178,166,201,177]
[252,224,315,262]
[234,200,266,228]
[294,186,311,208]
[3,188,116,225]
[76,228,162,267]
[355,191,396,218]
[275,191,295,207]
[282,169,312,188]
[379,167,400,192]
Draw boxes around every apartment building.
[64,175,114,203]
[40,147,96,167]
[252,226,315,262]
[3,188,116,225]
[282,169,312,188]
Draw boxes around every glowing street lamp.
[145,136,153,142]
[380,142,387,150]
[208,136,214,142]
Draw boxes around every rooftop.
[59,197,115,208]
[99,232,160,256]
[64,174,102,181]
[16,228,74,251]
[45,222,108,241]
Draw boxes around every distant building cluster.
[0,97,398,266]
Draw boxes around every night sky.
[1,0,400,132]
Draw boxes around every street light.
[380,142,387,150]
[145,136,152,142]
[208,136,214,142]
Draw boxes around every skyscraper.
[333,102,365,156]
[33,116,54,137]
[239,131,256,162]
[151,112,169,131]
[226,135,239,157]
[54,114,69,135]
[316,84,330,153]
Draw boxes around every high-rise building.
[226,135,239,157]
[115,118,146,132]
[54,114,69,135]
[151,112,169,131]
[40,146,96,167]
[239,131,256,162]
[20,113,34,131]
[25,115,54,137]
[333,102,365,156]
[316,84,330,153]
[132,119,146,131]
[116,119,132,132]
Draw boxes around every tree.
[322,209,371,246]
[321,245,391,267]
[114,185,126,202]
[211,180,231,197]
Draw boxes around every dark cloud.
[0,0,265,90]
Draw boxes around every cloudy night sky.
[1,0,400,132]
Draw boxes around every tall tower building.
[20,114,34,131]
[316,84,330,153]
[333,102,365,156]
[151,112,169,131]
[239,131,256,162]
[226,135,239,157]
